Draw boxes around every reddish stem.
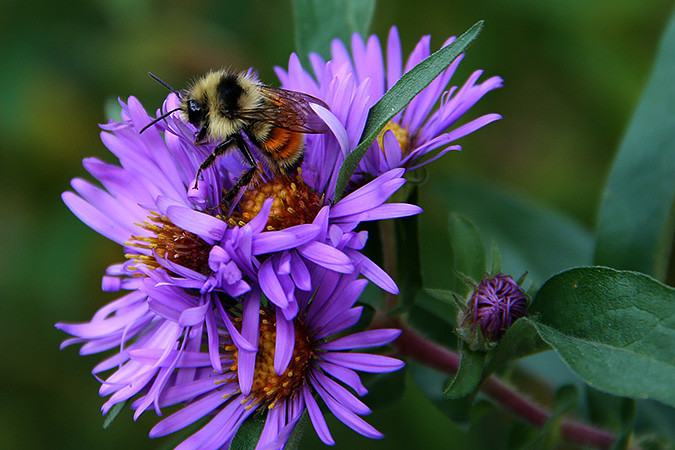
[380,318,618,449]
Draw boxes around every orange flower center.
[225,171,324,231]
[127,213,211,275]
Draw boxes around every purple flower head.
[276,26,503,183]
[55,270,230,418]
[61,95,251,298]
[141,270,404,449]
[461,274,528,348]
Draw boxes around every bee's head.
[182,97,207,128]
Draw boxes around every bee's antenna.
[148,72,180,94]
[140,107,182,133]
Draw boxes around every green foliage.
[483,319,550,377]
[229,413,265,450]
[594,13,675,280]
[448,213,486,295]
[292,0,376,61]
[530,267,675,407]
[363,367,408,410]
[521,385,579,449]
[409,363,476,427]
[102,401,126,429]
[393,186,423,312]
[334,21,484,200]
[443,348,486,399]
[429,177,594,285]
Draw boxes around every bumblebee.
[142,70,330,201]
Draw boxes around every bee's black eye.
[186,99,205,125]
[189,100,201,113]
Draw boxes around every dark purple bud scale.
[466,274,528,341]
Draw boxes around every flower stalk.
[374,316,620,449]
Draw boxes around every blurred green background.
[1,0,672,448]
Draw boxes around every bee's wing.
[238,86,331,134]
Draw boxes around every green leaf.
[443,348,486,400]
[229,413,265,450]
[409,362,476,428]
[484,318,550,377]
[489,238,503,274]
[292,0,376,61]
[594,13,675,280]
[334,21,484,200]
[611,398,636,450]
[448,213,487,294]
[393,186,423,312]
[426,176,593,286]
[408,289,459,348]
[530,267,675,407]
[102,401,126,429]
[363,367,408,409]
[104,97,123,122]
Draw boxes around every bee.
[141,69,330,202]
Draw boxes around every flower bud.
[459,274,528,350]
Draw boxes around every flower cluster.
[58,27,500,448]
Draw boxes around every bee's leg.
[194,135,236,189]
[218,134,258,207]
[233,134,256,168]
[221,166,257,206]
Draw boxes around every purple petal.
[298,241,353,273]
[320,352,405,373]
[274,310,295,375]
[317,360,368,396]
[302,384,334,445]
[313,370,371,415]
[319,329,402,351]
[259,259,288,309]
[312,375,384,440]
[252,224,320,254]
[62,191,131,244]
[165,205,226,244]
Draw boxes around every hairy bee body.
[142,69,329,201]
[179,70,328,191]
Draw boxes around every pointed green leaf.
[393,186,422,312]
[363,367,407,409]
[530,267,675,407]
[409,362,476,427]
[594,13,675,279]
[448,213,487,294]
[292,0,376,61]
[334,21,484,200]
[229,413,265,450]
[484,318,550,377]
[428,176,593,286]
[102,401,126,429]
[611,398,636,450]
[443,349,486,400]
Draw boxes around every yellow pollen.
[225,170,324,231]
[225,310,315,409]
[377,121,410,159]
[126,213,212,275]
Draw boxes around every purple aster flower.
[62,95,250,298]
[56,268,228,417]
[275,26,503,182]
[136,270,404,449]
[460,274,529,349]
[140,74,423,317]
[58,76,417,423]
